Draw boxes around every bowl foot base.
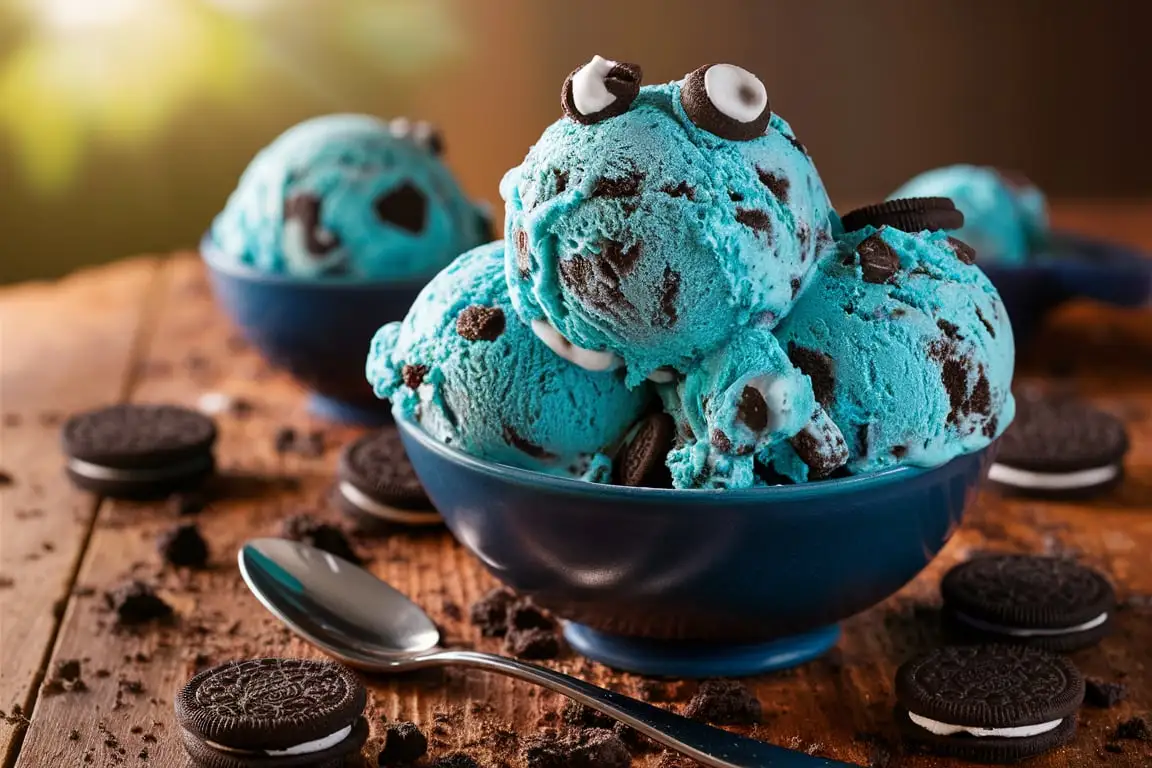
[307,394,393,426]
[562,623,841,678]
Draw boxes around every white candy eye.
[680,64,771,141]
[389,118,443,155]
[562,55,642,125]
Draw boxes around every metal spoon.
[239,538,854,768]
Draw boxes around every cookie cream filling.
[204,724,352,756]
[67,455,211,482]
[531,319,620,372]
[338,480,441,525]
[908,711,1061,739]
[953,610,1108,637]
[988,462,1118,490]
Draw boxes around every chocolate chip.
[976,307,996,337]
[756,167,790,202]
[661,182,695,200]
[470,587,516,637]
[856,234,900,284]
[729,191,744,202]
[735,208,773,236]
[592,172,643,200]
[562,59,642,124]
[707,429,732,453]
[1084,678,1127,708]
[105,581,172,626]
[402,364,428,389]
[280,514,361,564]
[737,387,769,432]
[683,679,762,725]
[787,343,835,408]
[553,168,569,195]
[891,445,908,459]
[559,242,641,322]
[379,721,428,765]
[502,425,556,460]
[936,319,961,340]
[680,64,771,141]
[156,523,208,569]
[655,266,680,328]
[283,194,340,256]
[375,182,427,234]
[791,276,802,298]
[456,305,506,342]
[948,236,977,264]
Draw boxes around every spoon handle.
[418,649,852,768]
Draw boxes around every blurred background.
[1,0,1150,283]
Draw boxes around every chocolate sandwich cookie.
[335,428,437,528]
[841,197,965,234]
[896,644,1084,763]
[988,391,1128,497]
[942,555,1115,652]
[176,658,368,768]
[613,412,675,488]
[61,404,216,498]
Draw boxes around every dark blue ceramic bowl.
[397,414,992,677]
[983,232,1152,343]
[201,236,425,424]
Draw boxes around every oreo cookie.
[61,404,216,498]
[841,198,964,234]
[896,645,1084,763]
[989,391,1128,496]
[335,428,437,528]
[176,658,368,768]
[613,413,674,488]
[942,555,1115,652]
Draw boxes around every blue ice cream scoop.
[772,216,1015,480]
[657,328,849,489]
[889,165,1047,266]
[366,241,652,480]
[501,58,837,386]
[210,114,490,280]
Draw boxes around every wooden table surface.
[1,204,1150,768]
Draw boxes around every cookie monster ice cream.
[771,199,1016,480]
[890,165,1048,266]
[209,114,489,280]
[366,240,651,481]
[501,58,837,386]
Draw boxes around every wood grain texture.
[0,258,159,765]
[7,203,1152,768]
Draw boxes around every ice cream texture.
[209,114,489,280]
[771,224,1016,479]
[366,240,651,480]
[890,165,1047,266]
[501,77,837,386]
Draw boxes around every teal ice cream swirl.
[890,165,1048,266]
[210,114,489,280]
[366,241,651,480]
[772,221,1016,480]
[501,63,837,387]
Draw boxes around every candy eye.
[389,117,444,155]
[680,64,771,141]
[562,55,643,125]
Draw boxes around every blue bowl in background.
[397,413,992,678]
[983,232,1152,344]
[201,236,424,425]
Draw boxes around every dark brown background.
[2,0,1150,283]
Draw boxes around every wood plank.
[13,207,1152,768]
[0,258,159,765]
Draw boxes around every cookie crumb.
[683,679,762,725]
[280,514,361,564]
[69,729,80,741]
[429,754,480,768]
[1113,716,1151,741]
[469,587,515,637]
[168,491,209,517]
[157,523,209,568]
[0,470,13,486]
[1084,678,1127,708]
[104,580,172,625]
[378,721,428,765]
[505,627,561,660]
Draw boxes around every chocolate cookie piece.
[335,428,438,529]
[157,523,209,569]
[280,514,361,565]
[176,658,368,768]
[378,721,428,766]
[989,391,1128,497]
[896,645,1083,763]
[456,305,506,342]
[941,555,1115,652]
[1084,678,1127,708]
[469,587,516,637]
[841,198,964,234]
[105,580,173,626]
[613,413,674,488]
[683,680,762,725]
[61,404,217,498]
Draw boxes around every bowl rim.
[199,232,435,290]
[392,410,974,501]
